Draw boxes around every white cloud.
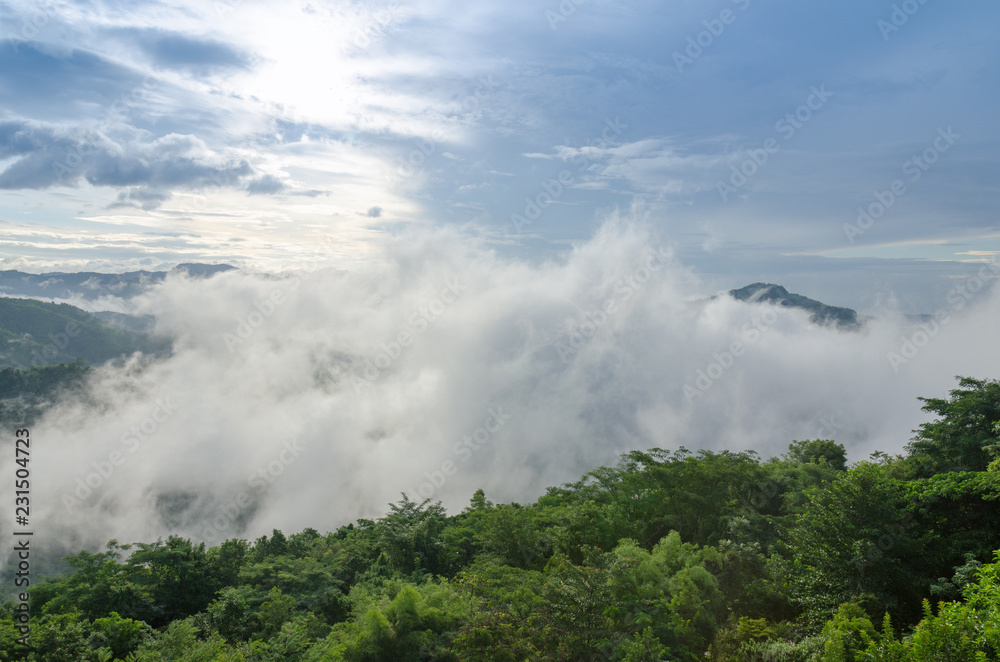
[7,218,999,556]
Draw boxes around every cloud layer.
[8,221,999,559]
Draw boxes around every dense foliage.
[2,376,999,661]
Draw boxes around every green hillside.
[0,297,169,369]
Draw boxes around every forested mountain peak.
[729,282,861,330]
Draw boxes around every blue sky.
[0,0,997,311]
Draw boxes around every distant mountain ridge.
[0,263,234,301]
[728,283,860,330]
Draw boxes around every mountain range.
[0,263,234,302]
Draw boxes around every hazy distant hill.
[729,283,860,330]
[0,297,170,369]
[0,263,234,301]
[92,310,158,334]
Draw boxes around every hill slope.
[729,282,860,329]
[0,297,169,369]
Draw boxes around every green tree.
[317,579,467,662]
[783,463,928,626]
[238,555,348,624]
[206,538,249,589]
[907,376,1000,475]
[451,562,549,661]
[23,613,108,662]
[858,614,910,662]
[129,618,238,662]
[374,495,448,575]
[88,612,152,660]
[207,585,259,643]
[474,504,546,570]
[258,587,297,640]
[127,536,218,626]
[612,627,670,662]
[854,552,1000,661]
[820,603,876,662]
[785,439,848,471]
[31,541,158,623]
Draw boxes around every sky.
[0,0,998,312]
[1,1,1000,553]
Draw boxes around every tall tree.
[907,376,1000,475]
